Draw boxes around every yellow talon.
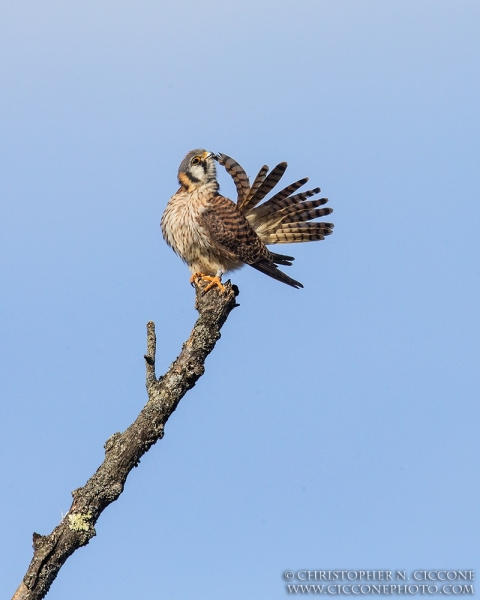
[203,275,226,293]
[190,273,226,293]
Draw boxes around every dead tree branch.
[12,281,239,600]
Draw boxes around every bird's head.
[177,149,219,192]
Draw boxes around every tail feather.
[262,233,325,244]
[280,205,333,225]
[248,201,331,237]
[275,188,323,208]
[216,153,250,205]
[215,152,334,288]
[240,162,287,213]
[250,259,303,289]
[249,188,323,222]
[260,177,309,208]
[270,251,295,266]
[278,222,334,233]
[239,164,269,213]
[261,222,334,245]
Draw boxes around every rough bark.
[12,280,239,600]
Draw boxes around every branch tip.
[145,321,157,386]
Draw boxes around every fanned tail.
[218,155,334,245]
[215,153,334,288]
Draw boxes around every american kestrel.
[161,149,333,291]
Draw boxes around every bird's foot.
[190,273,227,294]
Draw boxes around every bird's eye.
[191,157,201,165]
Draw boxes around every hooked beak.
[206,151,220,161]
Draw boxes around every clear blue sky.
[1,1,479,598]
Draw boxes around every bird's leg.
[190,272,226,294]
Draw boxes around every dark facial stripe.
[186,170,200,183]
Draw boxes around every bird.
[161,149,333,292]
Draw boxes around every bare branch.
[144,320,157,387]
[12,280,239,600]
